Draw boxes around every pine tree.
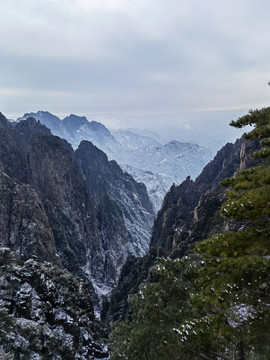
[194,108,270,358]
[110,256,206,360]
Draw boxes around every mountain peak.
[18,111,61,122]
[62,114,89,130]
[62,115,112,137]
[15,117,51,135]
[0,112,9,129]
[89,120,111,134]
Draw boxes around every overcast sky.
[1,0,270,148]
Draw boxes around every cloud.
[1,0,270,145]
[74,0,132,12]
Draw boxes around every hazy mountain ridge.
[17,111,213,212]
[17,112,121,162]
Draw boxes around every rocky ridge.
[0,111,156,357]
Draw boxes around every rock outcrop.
[0,248,108,359]
[0,171,59,265]
[150,138,259,257]
[76,141,154,253]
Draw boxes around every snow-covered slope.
[112,133,213,211]
[17,111,213,212]
[122,165,171,213]
[116,137,212,179]
[112,129,161,150]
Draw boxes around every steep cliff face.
[25,132,99,278]
[0,248,108,359]
[0,116,99,279]
[76,141,155,253]
[0,113,27,183]
[0,171,59,265]
[75,140,155,291]
[150,138,259,257]
[148,141,241,254]
[0,116,60,265]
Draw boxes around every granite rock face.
[150,138,259,257]
[0,248,108,359]
[75,140,155,291]
[76,141,154,252]
[0,115,60,264]
[0,171,59,265]
[25,132,99,278]
[0,115,97,278]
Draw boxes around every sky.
[1,0,270,149]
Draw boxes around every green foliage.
[220,166,270,223]
[110,257,204,360]
[193,107,270,358]
[230,107,270,160]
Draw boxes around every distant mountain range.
[18,111,213,211]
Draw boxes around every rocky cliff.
[76,140,154,253]
[150,137,259,257]
[75,140,155,292]
[0,248,108,359]
[0,115,60,265]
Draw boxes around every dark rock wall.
[0,248,108,359]
[0,171,59,264]
[75,140,155,287]
[150,138,259,256]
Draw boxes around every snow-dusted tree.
[194,108,270,359]
[110,256,205,360]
